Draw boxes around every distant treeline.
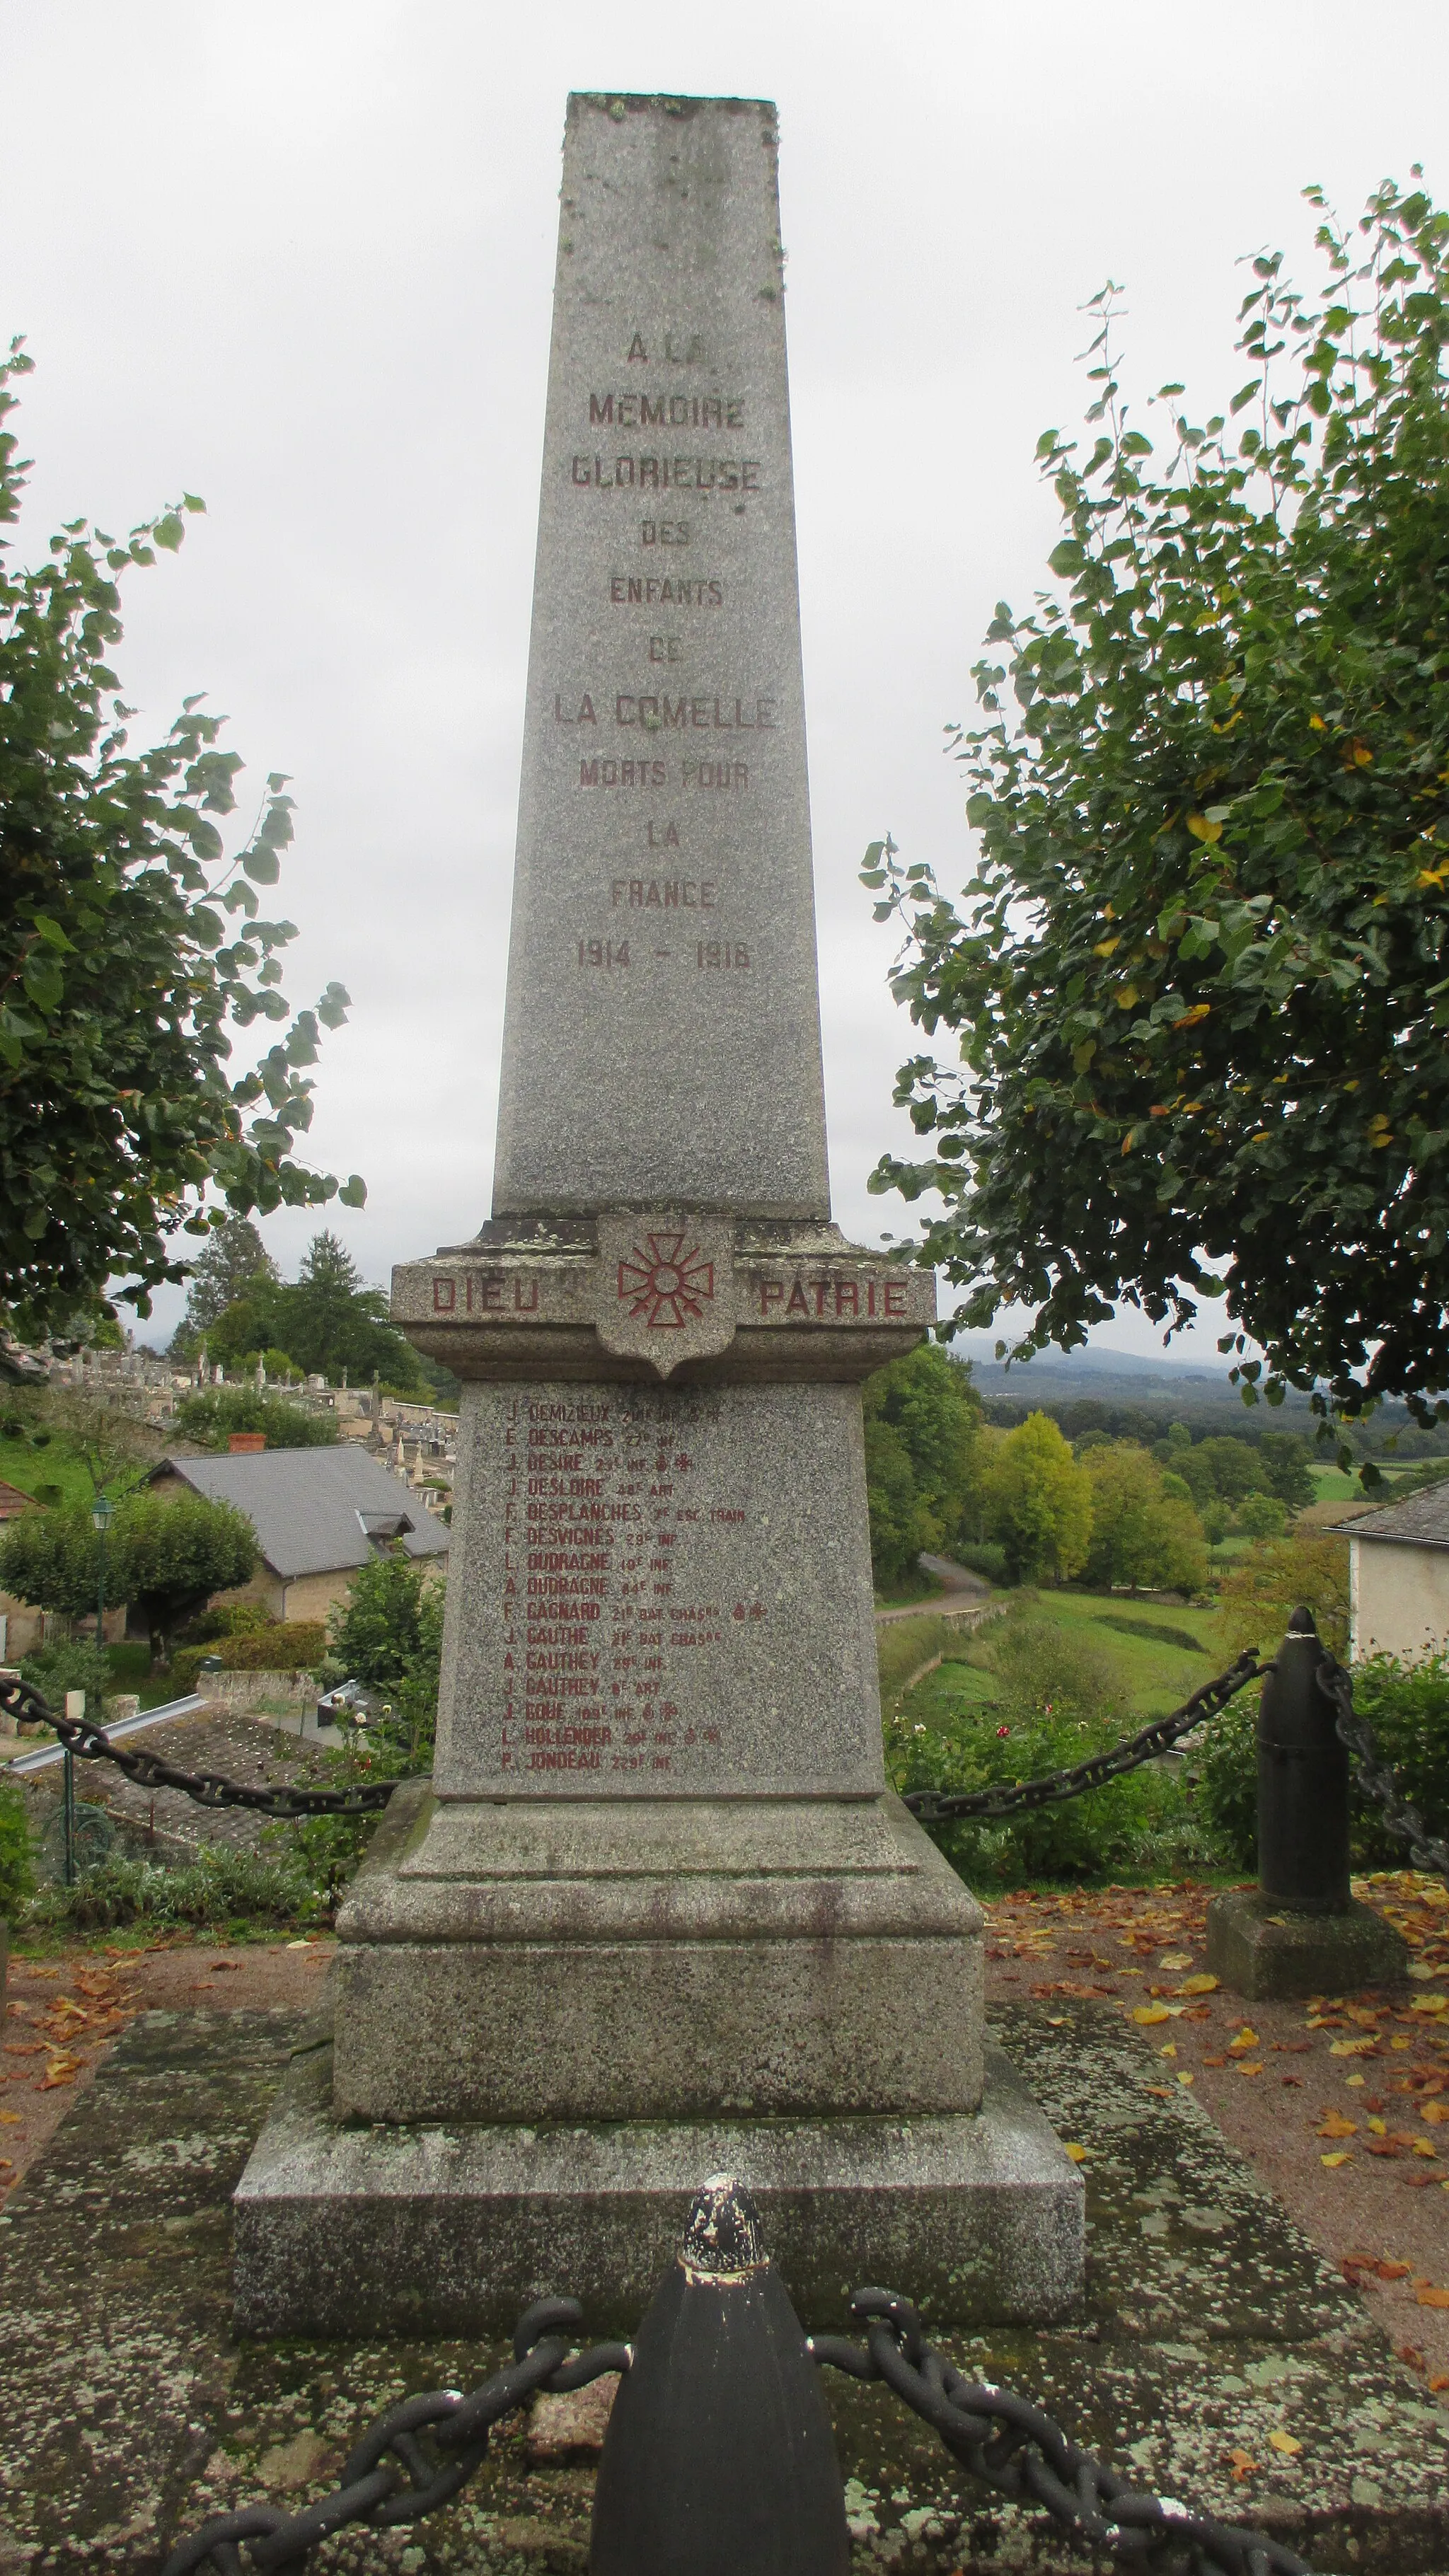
[976,1389,1449,1460]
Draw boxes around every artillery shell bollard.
[589,2173,850,2576]
[1205,1608,1409,2000]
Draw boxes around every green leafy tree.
[863,1413,935,1589]
[325,1552,444,1770]
[171,1386,338,1450]
[1080,1440,1208,1592]
[862,175,1449,1445]
[0,342,364,1338]
[110,1489,257,1662]
[175,1216,277,1351]
[1254,1431,1317,1513]
[981,1411,1093,1583]
[862,1344,982,1584]
[0,1500,105,1622]
[1237,1489,1288,1540]
[1170,1436,1266,1511]
[202,1231,427,1392]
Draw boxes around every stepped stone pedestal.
[233,91,1082,2334]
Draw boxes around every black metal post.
[62,1748,76,1889]
[590,2174,849,2576]
[94,1525,106,1653]
[1257,1606,1351,1914]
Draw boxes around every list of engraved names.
[497,1389,765,1781]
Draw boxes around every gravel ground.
[985,1866,1449,2403]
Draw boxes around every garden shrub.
[24,1846,321,1933]
[170,1622,327,1694]
[954,1542,1009,1584]
[18,1638,112,1718]
[1346,1652,1449,1868]
[1196,1688,1259,1871]
[887,1616,1211,1885]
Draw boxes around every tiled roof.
[1332,1482,1449,1549]
[151,1448,449,1580]
[0,1479,34,1520]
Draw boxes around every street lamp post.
[91,1493,112,1654]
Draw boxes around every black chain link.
[1319,1658,1449,1888]
[0,1672,403,1819]
[160,2302,632,2576]
[813,2291,1312,2576]
[901,1649,1267,1825]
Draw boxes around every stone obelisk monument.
[236,93,1080,2333]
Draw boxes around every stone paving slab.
[3,2004,1449,2572]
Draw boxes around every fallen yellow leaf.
[1322,2152,1353,2168]
[1412,1995,1448,2014]
[1177,2070,1195,2086]
[1063,2143,1088,2163]
[1417,2286,1449,2309]
[0,2111,21,2127]
[1329,2038,1378,2057]
[1158,1953,1194,1971]
[1318,2113,1358,2138]
[1175,1973,1219,1996]
[1269,2431,1303,2457]
[1235,2062,1264,2077]
[1227,2448,1259,2479]
[1414,2139,1438,2159]
[1228,2028,1261,2052]
[1422,2101,1449,2123]
[1367,2117,1387,2137]
[1133,2004,1172,2026]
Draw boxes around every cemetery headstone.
[234,93,1082,2333]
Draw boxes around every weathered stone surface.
[1206,1884,1410,2000]
[432,1382,883,1800]
[392,1218,934,1386]
[490,96,826,1225]
[330,1784,984,2123]
[7,2005,1449,2572]
[236,2028,1080,2335]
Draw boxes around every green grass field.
[0,1433,96,1511]
[897,1586,1223,1738]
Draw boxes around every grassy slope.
[897,1587,1223,1736]
[0,1434,95,1511]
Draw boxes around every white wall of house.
[1351,1538,1449,1664]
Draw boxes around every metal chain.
[1319,1659,1449,1888]
[813,2291,1312,2576]
[0,1671,405,1819]
[901,1649,1267,1826]
[160,2302,632,2576]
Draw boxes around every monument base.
[1206,1886,1410,2000]
[232,2026,1083,2336]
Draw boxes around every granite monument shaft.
[234,94,1081,2333]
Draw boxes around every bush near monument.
[168,1622,327,1697]
[0,347,362,1343]
[862,175,1449,1451]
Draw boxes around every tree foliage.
[171,1386,339,1450]
[1080,1440,1208,1592]
[0,342,364,1336]
[862,1344,981,1587]
[0,1483,256,1658]
[177,1217,277,1344]
[200,1230,428,1392]
[980,1411,1092,1584]
[862,175,1449,1439]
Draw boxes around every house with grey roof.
[150,1447,449,1626]
[1332,1481,1449,1665]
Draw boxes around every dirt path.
[874,1554,994,1626]
[986,1869,1449,2404]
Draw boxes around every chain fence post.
[62,1689,83,1889]
[1205,1608,1408,1999]
[590,2173,850,2576]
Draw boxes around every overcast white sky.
[4,1,1441,1361]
